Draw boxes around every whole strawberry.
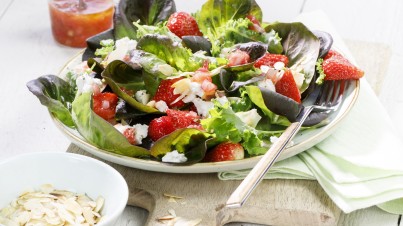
[167,12,203,38]
[322,50,364,80]
[254,53,289,69]
[204,142,245,162]
[275,69,301,103]
[153,78,185,109]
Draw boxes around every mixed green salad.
[27,0,340,165]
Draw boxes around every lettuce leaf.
[243,86,292,126]
[102,60,160,113]
[195,0,262,38]
[114,0,176,40]
[150,128,213,164]
[72,93,150,157]
[27,75,75,128]
[201,101,276,156]
[137,34,203,71]
[195,0,282,56]
[264,22,320,93]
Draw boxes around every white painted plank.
[0,0,13,19]
[0,0,77,160]
[302,0,403,49]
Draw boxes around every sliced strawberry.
[148,116,175,141]
[275,69,301,103]
[166,109,200,128]
[123,128,136,145]
[322,50,364,80]
[227,49,250,67]
[153,78,185,109]
[204,142,245,162]
[92,92,119,122]
[254,53,289,69]
[167,12,203,38]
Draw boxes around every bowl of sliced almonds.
[0,152,128,226]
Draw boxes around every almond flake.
[0,184,104,226]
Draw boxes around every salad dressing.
[48,0,114,47]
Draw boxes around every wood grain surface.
[68,145,340,226]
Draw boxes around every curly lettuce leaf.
[315,58,326,84]
[201,101,272,156]
[27,75,75,128]
[132,21,181,43]
[94,39,115,59]
[195,0,262,37]
[72,93,150,157]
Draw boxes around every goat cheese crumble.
[162,150,188,163]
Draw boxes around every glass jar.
[48,0,114,48]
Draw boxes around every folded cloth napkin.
[219,11,403,214]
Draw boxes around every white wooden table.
[1,0,402,225]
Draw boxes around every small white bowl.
[0,152,128,226]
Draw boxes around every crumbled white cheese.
[273,61,285,70]
[146,100,156,107]
[290,69,305,89]
[270,135,279,144]
[257,78,275,91]
[172,78,204,103]
[114,123,149,145]
[235,109,262,128]
[192,98,214,117]
[114,124,131,133]
[162,150,188,163]
[106,37,137,64]
[133,124,149,144]
[135,90,150,105]
[75,73,103,95]
[270,135,294,147]
[155,100,169,112]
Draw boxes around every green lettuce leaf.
[27,75,75,128]
[264,22,320,92]
[102,60,160,113]
[129,49,176,80]
[150,128,213,163]
[243,86,292,126]
[195,0,262,38]
[136,34,202,71]
[114,0,176,39]
[200,101,273,156]
[72,93,150,157]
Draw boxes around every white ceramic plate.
[51,52,360,173]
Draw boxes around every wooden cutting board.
[68,144,340,226]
